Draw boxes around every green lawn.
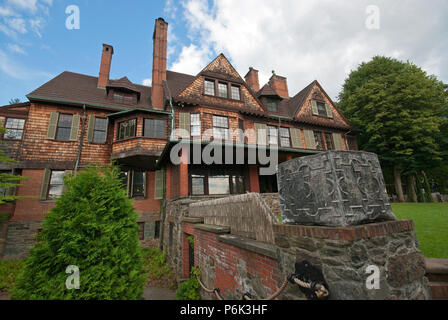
[392,203,448,258]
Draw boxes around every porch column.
[179,149,189,197]
[249,165,260,193]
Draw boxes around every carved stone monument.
[277,151,396,227]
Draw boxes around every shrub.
[11,166,146,300]
[175,267,200,300]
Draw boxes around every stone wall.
[1,220,42,260]
[273,220,431,299]
[189,218,431,300]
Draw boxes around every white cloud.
[0,6,15,16]
[164,0,178,19]
[6,17,26,33]
[0,49,52,80]
[171,0,448,100]
[170,43,211,75]
[7,0,38,13]
[29,17,44,37]
[7,43,26,54]
[142,79,152,87]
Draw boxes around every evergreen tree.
[12,166,146,299]
[338,56,447,202]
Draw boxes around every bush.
[143,248,171,279]
[175,267,200,300]
[11,166,146,300]
[0,260,23,292]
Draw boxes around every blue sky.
[1,0,447,106]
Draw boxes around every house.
[0,18,358,260]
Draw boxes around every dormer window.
[204,79,215,96]
[267,98,278,112]
[113,92,134,105]
[218,82,228,98]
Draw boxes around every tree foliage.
[338,56,446,172]
[12,166,146,300]
[337,56,448,200]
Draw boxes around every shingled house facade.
[0,18,358,259]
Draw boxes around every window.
[119,170,146,198]
[114,92,133,104]
[191,174,205,195]
[190,114,201,137]
[132,171,145,197]
[268,126,278,145]
[218,82,228,98]
[144,119,166,139]
[267,99,278,112]
[4,118,25,140]
[313,131,324,150]
[118,119,136,140]
[48,170,65,199]
[138,222,145,240]
[212,115,229,140]
[204,79,215,95]
[280,127,291,147]
[231,85,240,100]
[56,114,73,141]
[92,117,107,143]
[324,133,335,150]
[189,166,245,196]
[209,175,230,195]
[317,102,327,116]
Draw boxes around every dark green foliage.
[11,166,146,300]
[338,56,447,174]
[175,267,200,300]
[0,260,23,292]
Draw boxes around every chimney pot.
[98,44,113,88]
[269,73,289,98]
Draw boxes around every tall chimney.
[151,18,168,110]
[98,44,114,88]
[244,67,260,92]
[268,72,289,98]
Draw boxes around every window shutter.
[304,129,316,149]
[154,170,164,200]
[254,123,267,145]
[325,103,333,118]
[69,114,80,141]
[104,118,109,142]
[87,115,95,142]
[62,170,73,193]
[311,100,318,115]
[333,133,344,150]
[290,128,303,148]
[178,112,191,138]
[40,168,51,200]
[46,112,59,140]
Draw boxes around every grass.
[142,248,177,290]
[392,203,448,258]
[0,260,23,292]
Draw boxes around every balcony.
[111,137,166,169]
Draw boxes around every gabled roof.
[27,71,153,110]
[107,76,139,93]
[256,83,278,97]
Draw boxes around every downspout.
[74,104,87,176]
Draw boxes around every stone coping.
[182,217,204,224]
[425,258,448,275]
[193,224,230,234]
[217,234,277,260]
[273,219,414,242]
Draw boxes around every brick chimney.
[98,44,114,88]
[244,67,260,92]
[151,17,168,110]
[268,72,289,98]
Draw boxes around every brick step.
[429,281,448,300]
